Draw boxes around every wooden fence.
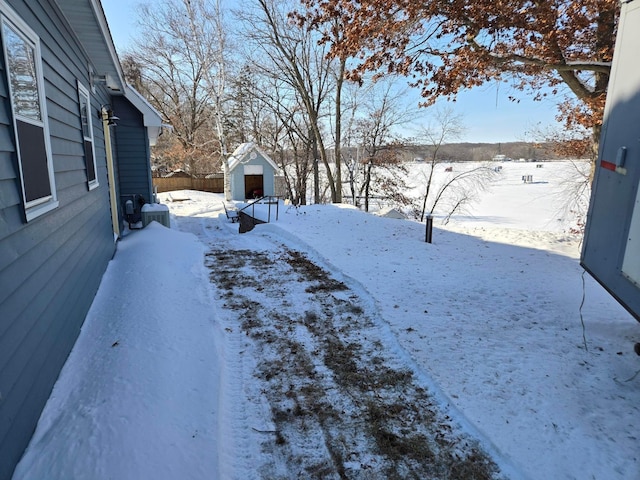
[153,175,224,193]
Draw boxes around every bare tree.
[415,164,496,224]
[278,126,314,205]
[416,106,465,221]
[226,60,315,204]
[525,122,592,233]
[252,75,314,205]
[237,0,346,203]
[226,66,273,146]
[352,81,415,212]
[339,80,367,205]
[306,0,618,157]
[124,0,229,180]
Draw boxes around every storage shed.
[228,142,279,200]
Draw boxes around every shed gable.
[228,142,278,173]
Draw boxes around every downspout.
[102,107,120,239]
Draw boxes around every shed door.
[245,175,263,198]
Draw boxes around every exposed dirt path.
[169,209,505,478]
[199,226,503,479]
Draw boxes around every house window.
[78,82,98,189]
[1,11,57,221]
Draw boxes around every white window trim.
[77,81,99,190]
[1,2,58,221]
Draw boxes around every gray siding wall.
[581,1,640,321]
[583,91,640,321]
[112,95,153,217]
[0,1,117,477]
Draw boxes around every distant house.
[228,142,280,200]
[0,0,162,477]
[163,169,192,178]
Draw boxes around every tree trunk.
[420,158,436,222]
[334,57,346,203]
[313,123,336,202]
[363,161,372,212]
[313,133,320,204]
[223,159,231,201]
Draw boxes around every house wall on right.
[581,0,640,322]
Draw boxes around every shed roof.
[228,143,279,173]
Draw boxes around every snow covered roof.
[228,142,279,173]
[375,207,406,219]
[163,169,191,178]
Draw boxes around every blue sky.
[101,0,563,144]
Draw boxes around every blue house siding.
[0,57,19,237]
[113,95,153,209]
[0,1,119,477]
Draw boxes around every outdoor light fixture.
[99,105,119,126]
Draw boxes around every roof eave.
[56,0,126,93]
[124,85,164,146]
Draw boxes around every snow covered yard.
[13,161,640,479]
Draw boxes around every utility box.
[141,203,170,228]
[581,0,640,322]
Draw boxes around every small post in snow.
[425,214,433,243]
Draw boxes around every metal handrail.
[239,195,281,224]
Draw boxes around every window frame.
[1,5,57,221]
[77,81,98,190]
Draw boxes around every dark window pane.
[17,119,50,202]
[84,139,95,183]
